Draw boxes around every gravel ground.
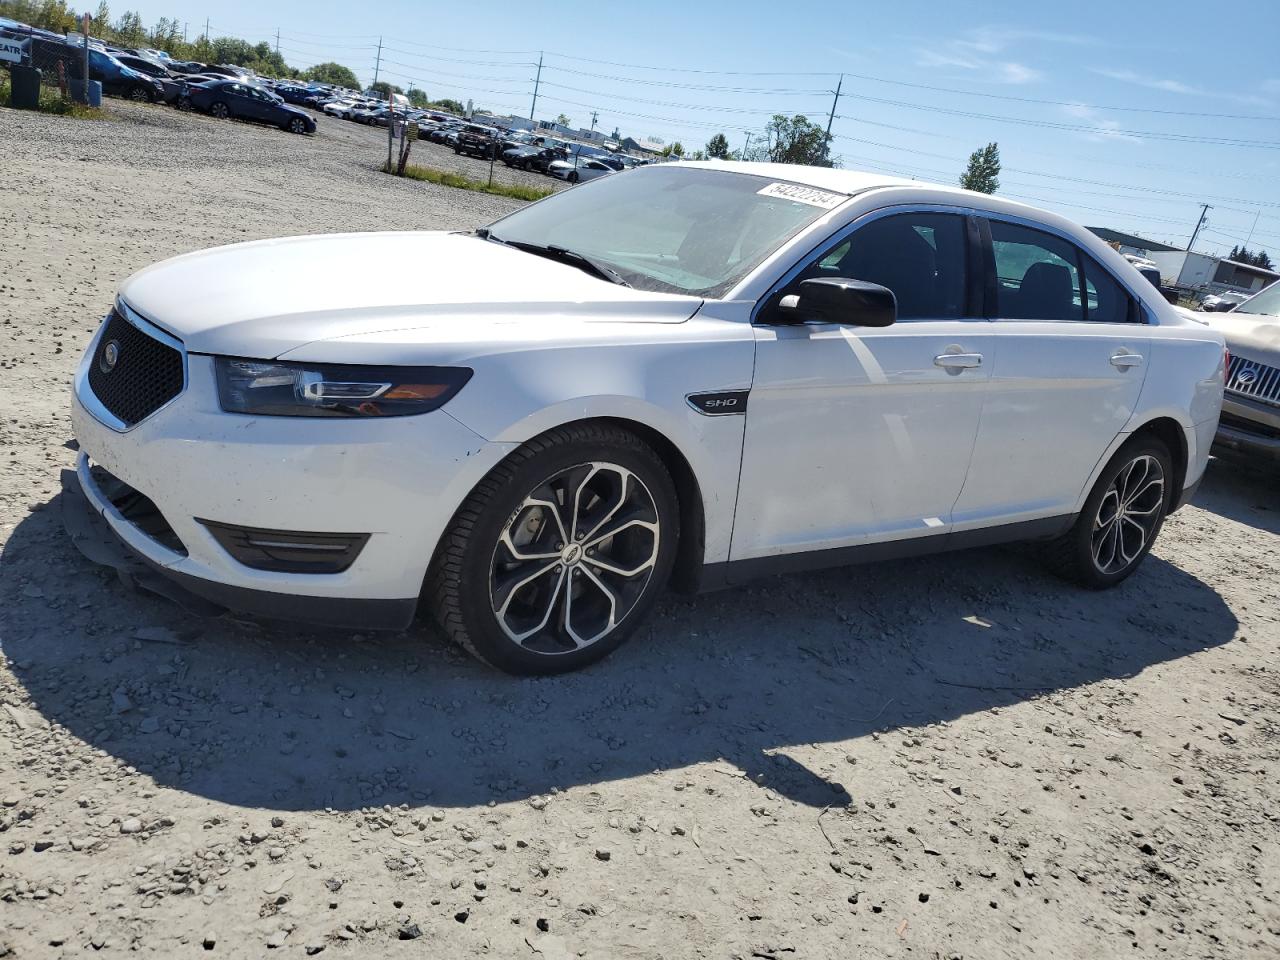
[1,100,1278,960]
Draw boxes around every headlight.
[214,358,472,418]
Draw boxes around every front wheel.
[209,101,230,119]
[568,171,579,183]
[428,423,679,675]
[288,117,306,134]
[1043,437,1172,588]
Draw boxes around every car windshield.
[1233,281,1280,317]
[485,167,842,296]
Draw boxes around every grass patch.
[389,162,552,202]
[0,79,106,118]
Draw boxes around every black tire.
[568,171,579,183]
[128,84,153,102]
[287,117,306,134]
[1042,436,1172,588]
[428,423,679,675]
[209,101,230,119]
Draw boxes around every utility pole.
[825,73,842,137]
[1243,210,1261,252]
[202,17,209,45]
[182,21,187,42]
[1187,203,1212,252]
[590,110,598,132]
[372,36,382,89]
[529,51,543,120]
[742,131,752,160]
[274,28,280,56]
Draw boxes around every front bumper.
[71,341,515,626]
[1213,393,1280,462]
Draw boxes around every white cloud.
[1092,67,1271,107]
[914,25,1090,85]
[1062,103,1142,144]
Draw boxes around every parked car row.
[1,18,316,133]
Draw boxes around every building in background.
[1087,227,1278,299]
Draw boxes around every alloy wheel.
[1090,454,1165,575]
[290,118,305,134]
[211,102,228,119]
[489,462,661,655]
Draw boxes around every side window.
[1082,257,1137,323]
[793,212,968,320]
[990,221,1083,321]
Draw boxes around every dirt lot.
[1,101,1278,960]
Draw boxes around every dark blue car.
[184,79,316,135]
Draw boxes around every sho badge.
[686,391,749,416]
[100,340,121,374]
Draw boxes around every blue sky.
[123,0,1279,257]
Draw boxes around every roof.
[689,160,995,200]
[1221,259,1280,278]
[1085,227,1182,253]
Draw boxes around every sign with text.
[0,38,24,63]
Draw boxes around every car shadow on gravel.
[2,491,1239,813]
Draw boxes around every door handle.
[1110,352,1144,369]
[934,353,983,369]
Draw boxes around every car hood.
[1198,309,1280,360]
[117,231,703,357]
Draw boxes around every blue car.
[184,79,316,134]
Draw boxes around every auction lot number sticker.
[757,182,845,209]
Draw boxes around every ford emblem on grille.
[100,340,120,374]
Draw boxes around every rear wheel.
[1043,437,1172,588]
[128,84,152,102]
[429,423,679,675]
[209,101,230,119]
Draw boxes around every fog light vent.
[198,520,369,573]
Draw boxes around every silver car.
[1194,282,1280,462]
[547,157,616,184]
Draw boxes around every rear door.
[953,218,1150,528]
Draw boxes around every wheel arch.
[442,414,709,596]
[1128,415,1190,511]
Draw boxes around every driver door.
[731,209,993,562]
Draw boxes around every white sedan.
[547,157,616,183]
[69,162,1226,674]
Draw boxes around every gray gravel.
[1,98,1279,960]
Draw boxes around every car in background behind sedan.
[186,79,315,134]
[548,157,616,183]
[1189,282,1280,462]
[1201,291,1251,312]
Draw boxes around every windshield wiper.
[483,235,630,287]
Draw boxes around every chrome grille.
[1225,353,1280,408]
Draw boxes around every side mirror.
[777,278,897,327]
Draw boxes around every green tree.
[662,141,684,157]
[760,114,833,167]
[1257,250,1274,270]
[368,80,403,100]
[705,132,731,159]
[92,1,110,35]
[112,9,144,44]
[555,112,571,126]
[432,97,464,114]
[302,61,359,89]
[960,142,1001,194]
[406,87,429,107]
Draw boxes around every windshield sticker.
[756,182,845,209]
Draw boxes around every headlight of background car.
[215,358,472,417]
